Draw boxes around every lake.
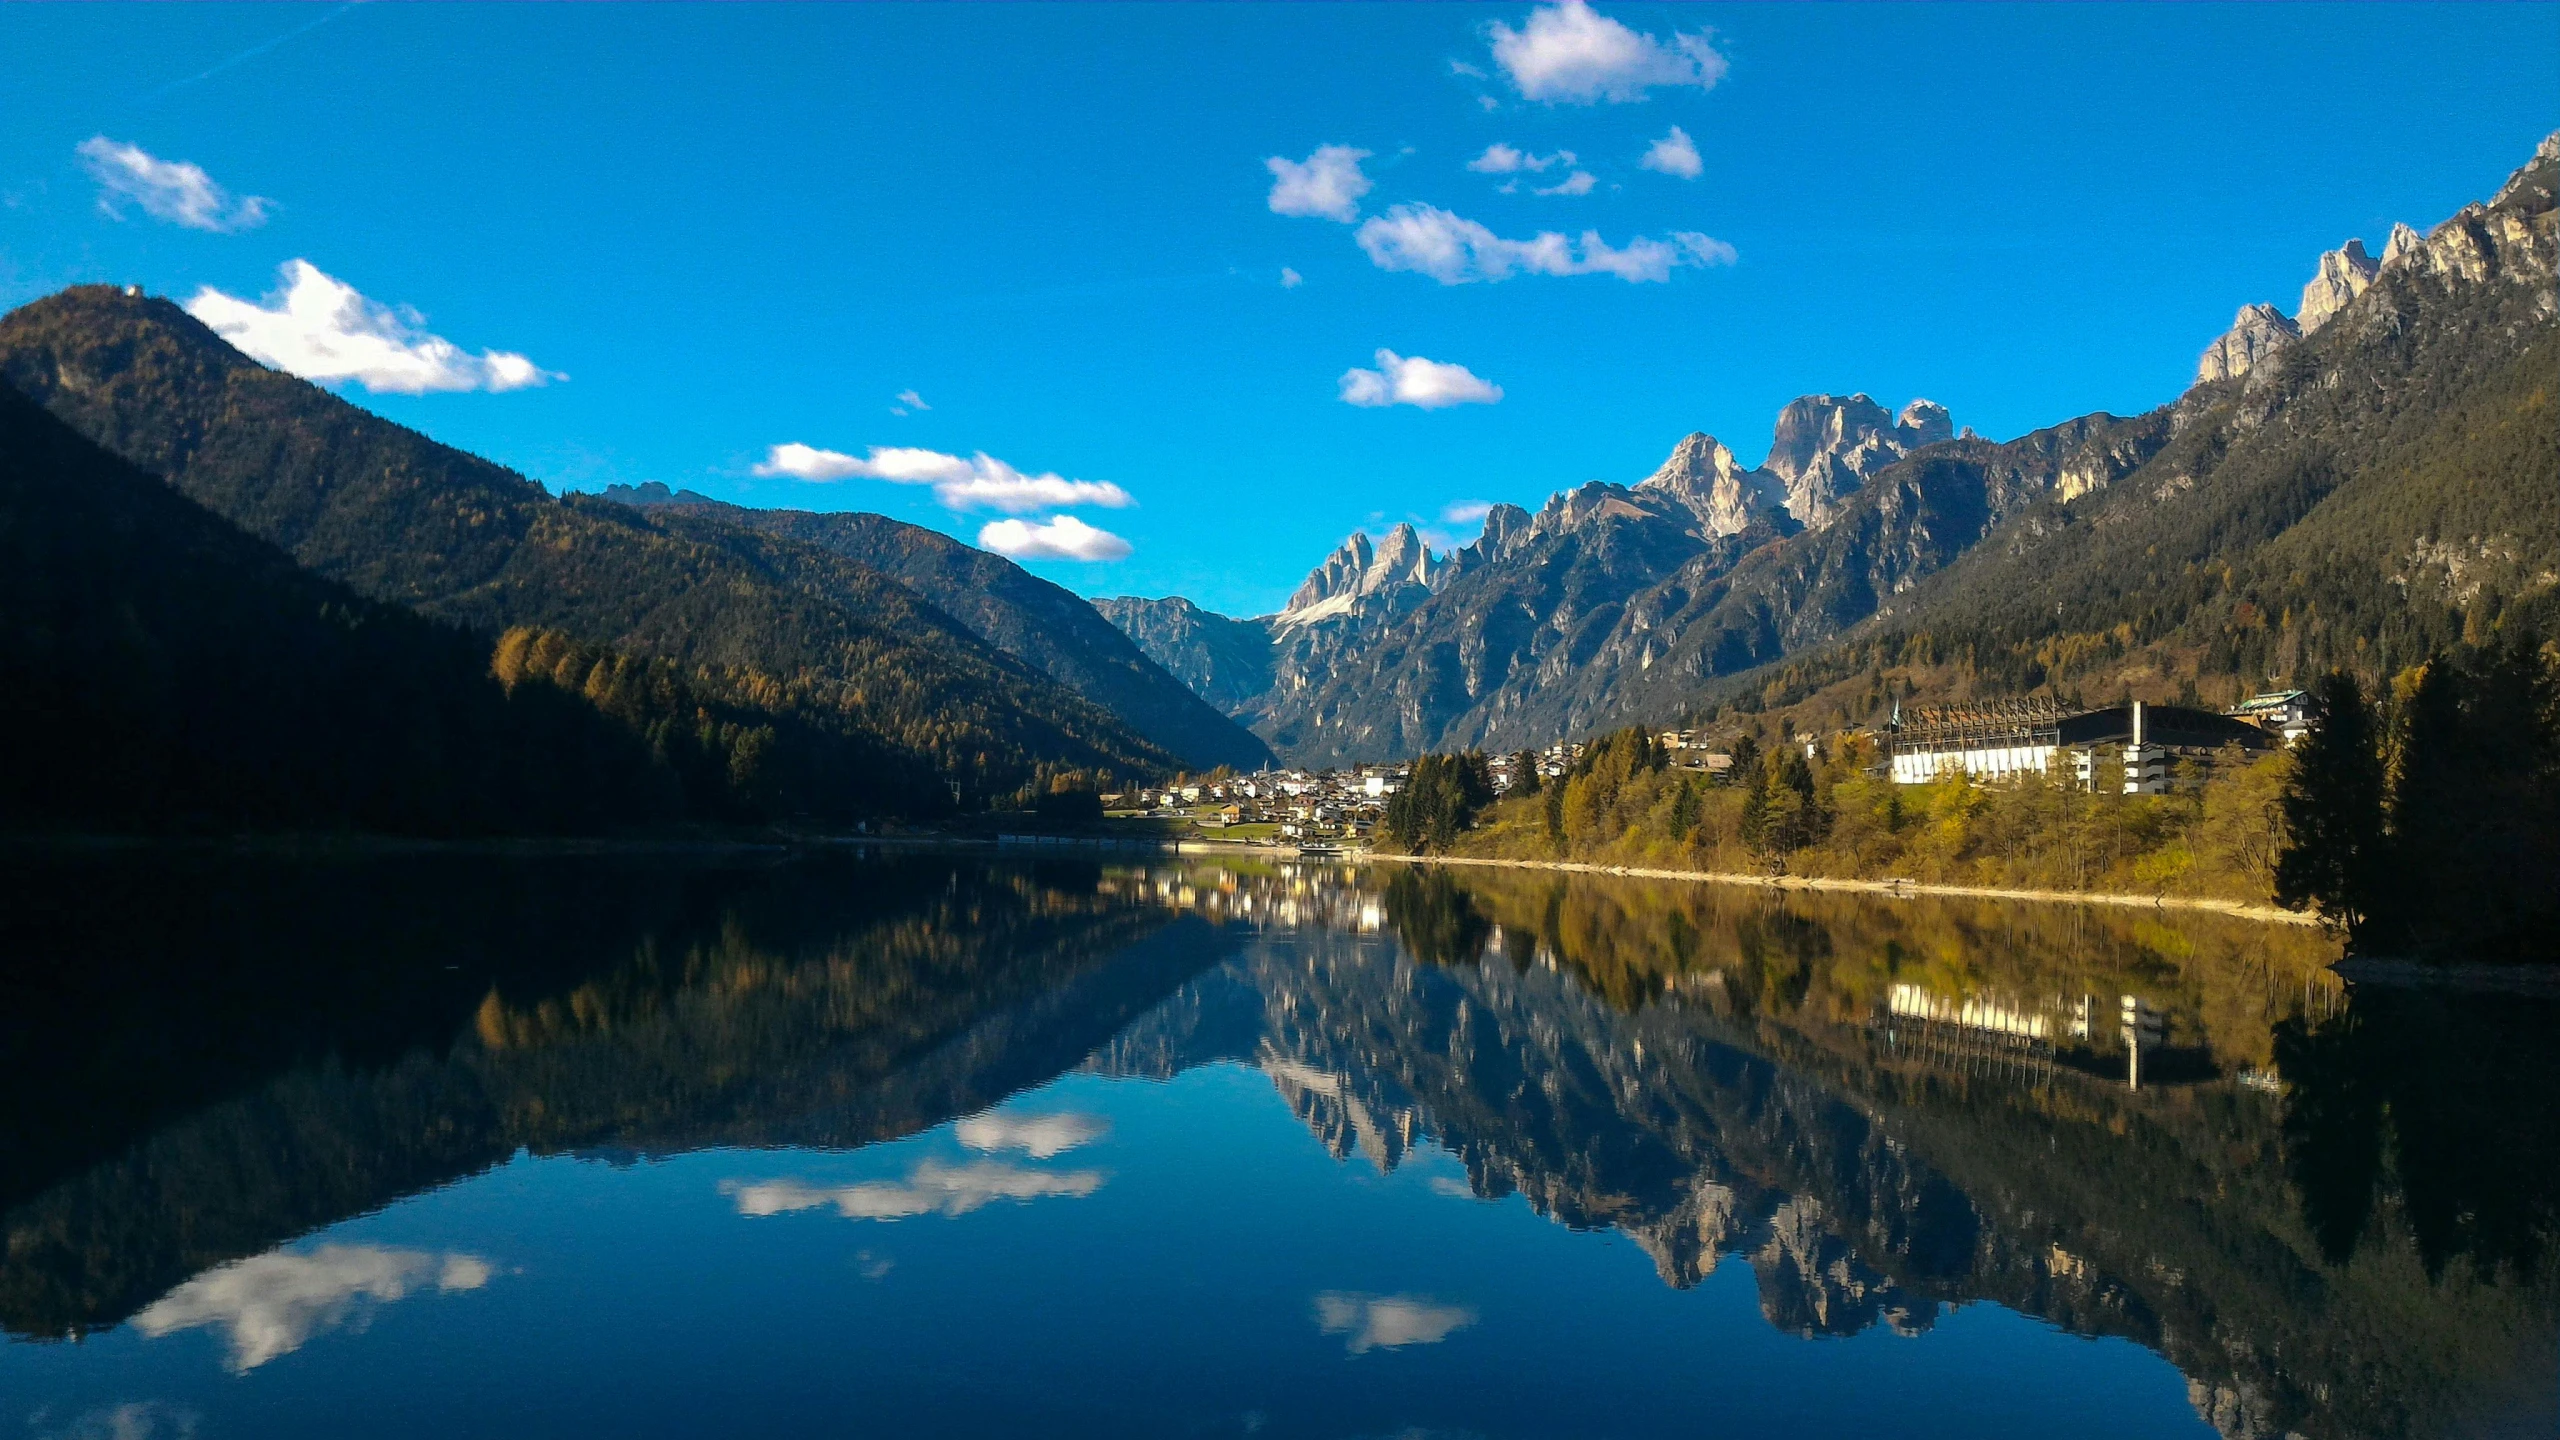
[2,849,2552,1439]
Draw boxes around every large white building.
[1886,699,2274,793]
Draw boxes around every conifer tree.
[2274,671,2389,939]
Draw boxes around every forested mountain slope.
[0,288,1175,795]
[0,382,933,832]
[602,486,1272,771]
[1720,132,2559,731]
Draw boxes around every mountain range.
[0,290,1271,823]
[2,134,2549,815]
[1103,131,2558,764]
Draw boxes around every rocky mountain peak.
[1474,502,1533,558]
[2297,238,2380,335]
[1759,394,1953,529]
[1283,531,1375,614]
[2490,129,2560,208]
[1896,399,1954,447]
[2381,221,2425,268]
[2194,303,2300,386]
[1637,432,1788,539]
[1642,431,1747,487]
[1278,522,1445,626]
[1368,521,1435,591]
[1763,396,1892,484]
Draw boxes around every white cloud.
[751,444,1132,514]
[132,1244,492,1373]
[1312,1292,1479,1354]
[890,388,929,416]
[1339,350,1503,410]
[954,1109,1110,1158]
[1466,144,1576,175]
[1440,500,1495,525]
[1355,204,1733,284]
[978,515,1134,562]
[1280,266,1304,289]
[76,136,269,232]
[724,1159,1107,1220]
[184,260,562,394]
[1488,1,1728,104]
[1641,125,1703,179]
[1265,145,1373,223]
[1534,171,1597,197]
[1449,59,1488,79]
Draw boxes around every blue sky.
[3,4,2554,616]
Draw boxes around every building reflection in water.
[1882,983,2186,1089]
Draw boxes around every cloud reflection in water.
[1312,1292,1479,1354]
[723,1159,1105,1221]
[953,1109,1110,1158]
[131,1244,493,1372]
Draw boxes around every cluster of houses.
[1119,766,1415,842]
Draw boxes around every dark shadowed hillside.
[0,384,736,832]
[0,380,962,831]
[602,486,1272,772]
[0,288,1177,796]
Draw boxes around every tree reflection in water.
[2278,988,2560,1280]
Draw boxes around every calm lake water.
[2,850,2553,1439]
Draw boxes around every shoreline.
[1359,850,2324,926]
[0,828,2320,928]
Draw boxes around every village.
[1112,689,2314,848]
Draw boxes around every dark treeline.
[2276,638,2560,960]
[491,627,944,825]
[0,385,936,836]
[1378,751,1494,853]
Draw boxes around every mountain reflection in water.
[1,850,2552,1439]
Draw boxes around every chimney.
[2132,700,2145,746]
